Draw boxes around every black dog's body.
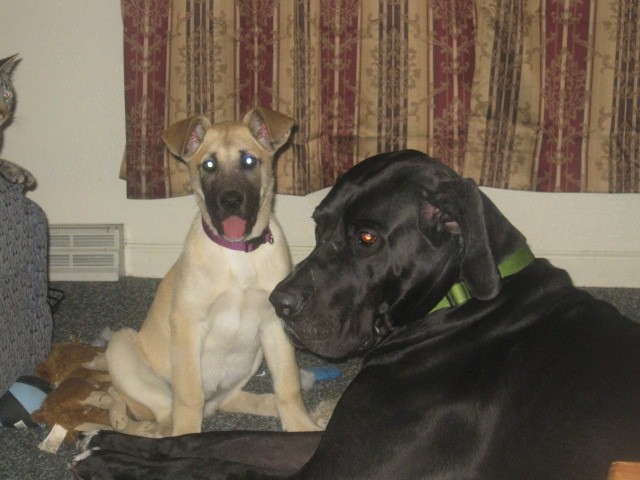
[72,151,640,479]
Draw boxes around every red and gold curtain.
[464,0,640,192]
[121,0,640,198]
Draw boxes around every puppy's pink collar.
[201,219,273,253]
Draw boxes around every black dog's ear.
[424,178,501,300]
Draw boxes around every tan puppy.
[105,107,319,437]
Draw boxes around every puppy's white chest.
[199,286,266,398]
[225,252,258,289]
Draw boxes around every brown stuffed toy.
[31,341,159,453]
[31,342,116,447]
[32,342,337,452]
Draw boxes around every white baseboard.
[288,246,313,266]
[539,250,640,288]
[124,243,640,288]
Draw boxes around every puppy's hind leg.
[108,387,172,437]
[106,328,172,437]
[217,390,278,417]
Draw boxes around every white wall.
[1,0,639,287]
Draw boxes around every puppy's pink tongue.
[222,216,247,240]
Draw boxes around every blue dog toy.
[299,365,342,390]
[0,376,52,428]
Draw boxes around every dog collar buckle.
[201,219,273,253]
[445,283,471,306]
[243,230,274,252]
[430,245,535,314]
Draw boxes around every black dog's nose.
[270,290,304,319]
[220,190,243,210]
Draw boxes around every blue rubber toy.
[0,376,52,428]
[299,365,342,390]
[304,365,342,382]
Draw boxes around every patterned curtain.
[121,0,640,198]
[464,0,640,192]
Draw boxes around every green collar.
[429,245,535,313]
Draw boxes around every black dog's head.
[270,150,527,359]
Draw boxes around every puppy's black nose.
[220,190,243,210]
[270,290,304,319]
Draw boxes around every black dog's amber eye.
[201,157,217,172]
[358,231,378,246]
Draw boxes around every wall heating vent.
[49,224,124,281]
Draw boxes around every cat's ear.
[0,54,20,74]
[161,116,211,161]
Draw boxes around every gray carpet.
[0,278,638,479]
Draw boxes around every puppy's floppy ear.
[243,107,294,153]
[161,116,212,161]
[424,177,501,300]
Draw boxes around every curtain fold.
[122,0,640,198]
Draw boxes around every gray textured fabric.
[0,176,53,395]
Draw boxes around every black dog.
[72,150,640,479]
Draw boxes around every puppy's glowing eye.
[358,232,378,246]
[201,157,217,172]
[241,154,258,169]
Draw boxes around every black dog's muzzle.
[270,289,305,321]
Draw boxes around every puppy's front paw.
[311,398,339,429]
